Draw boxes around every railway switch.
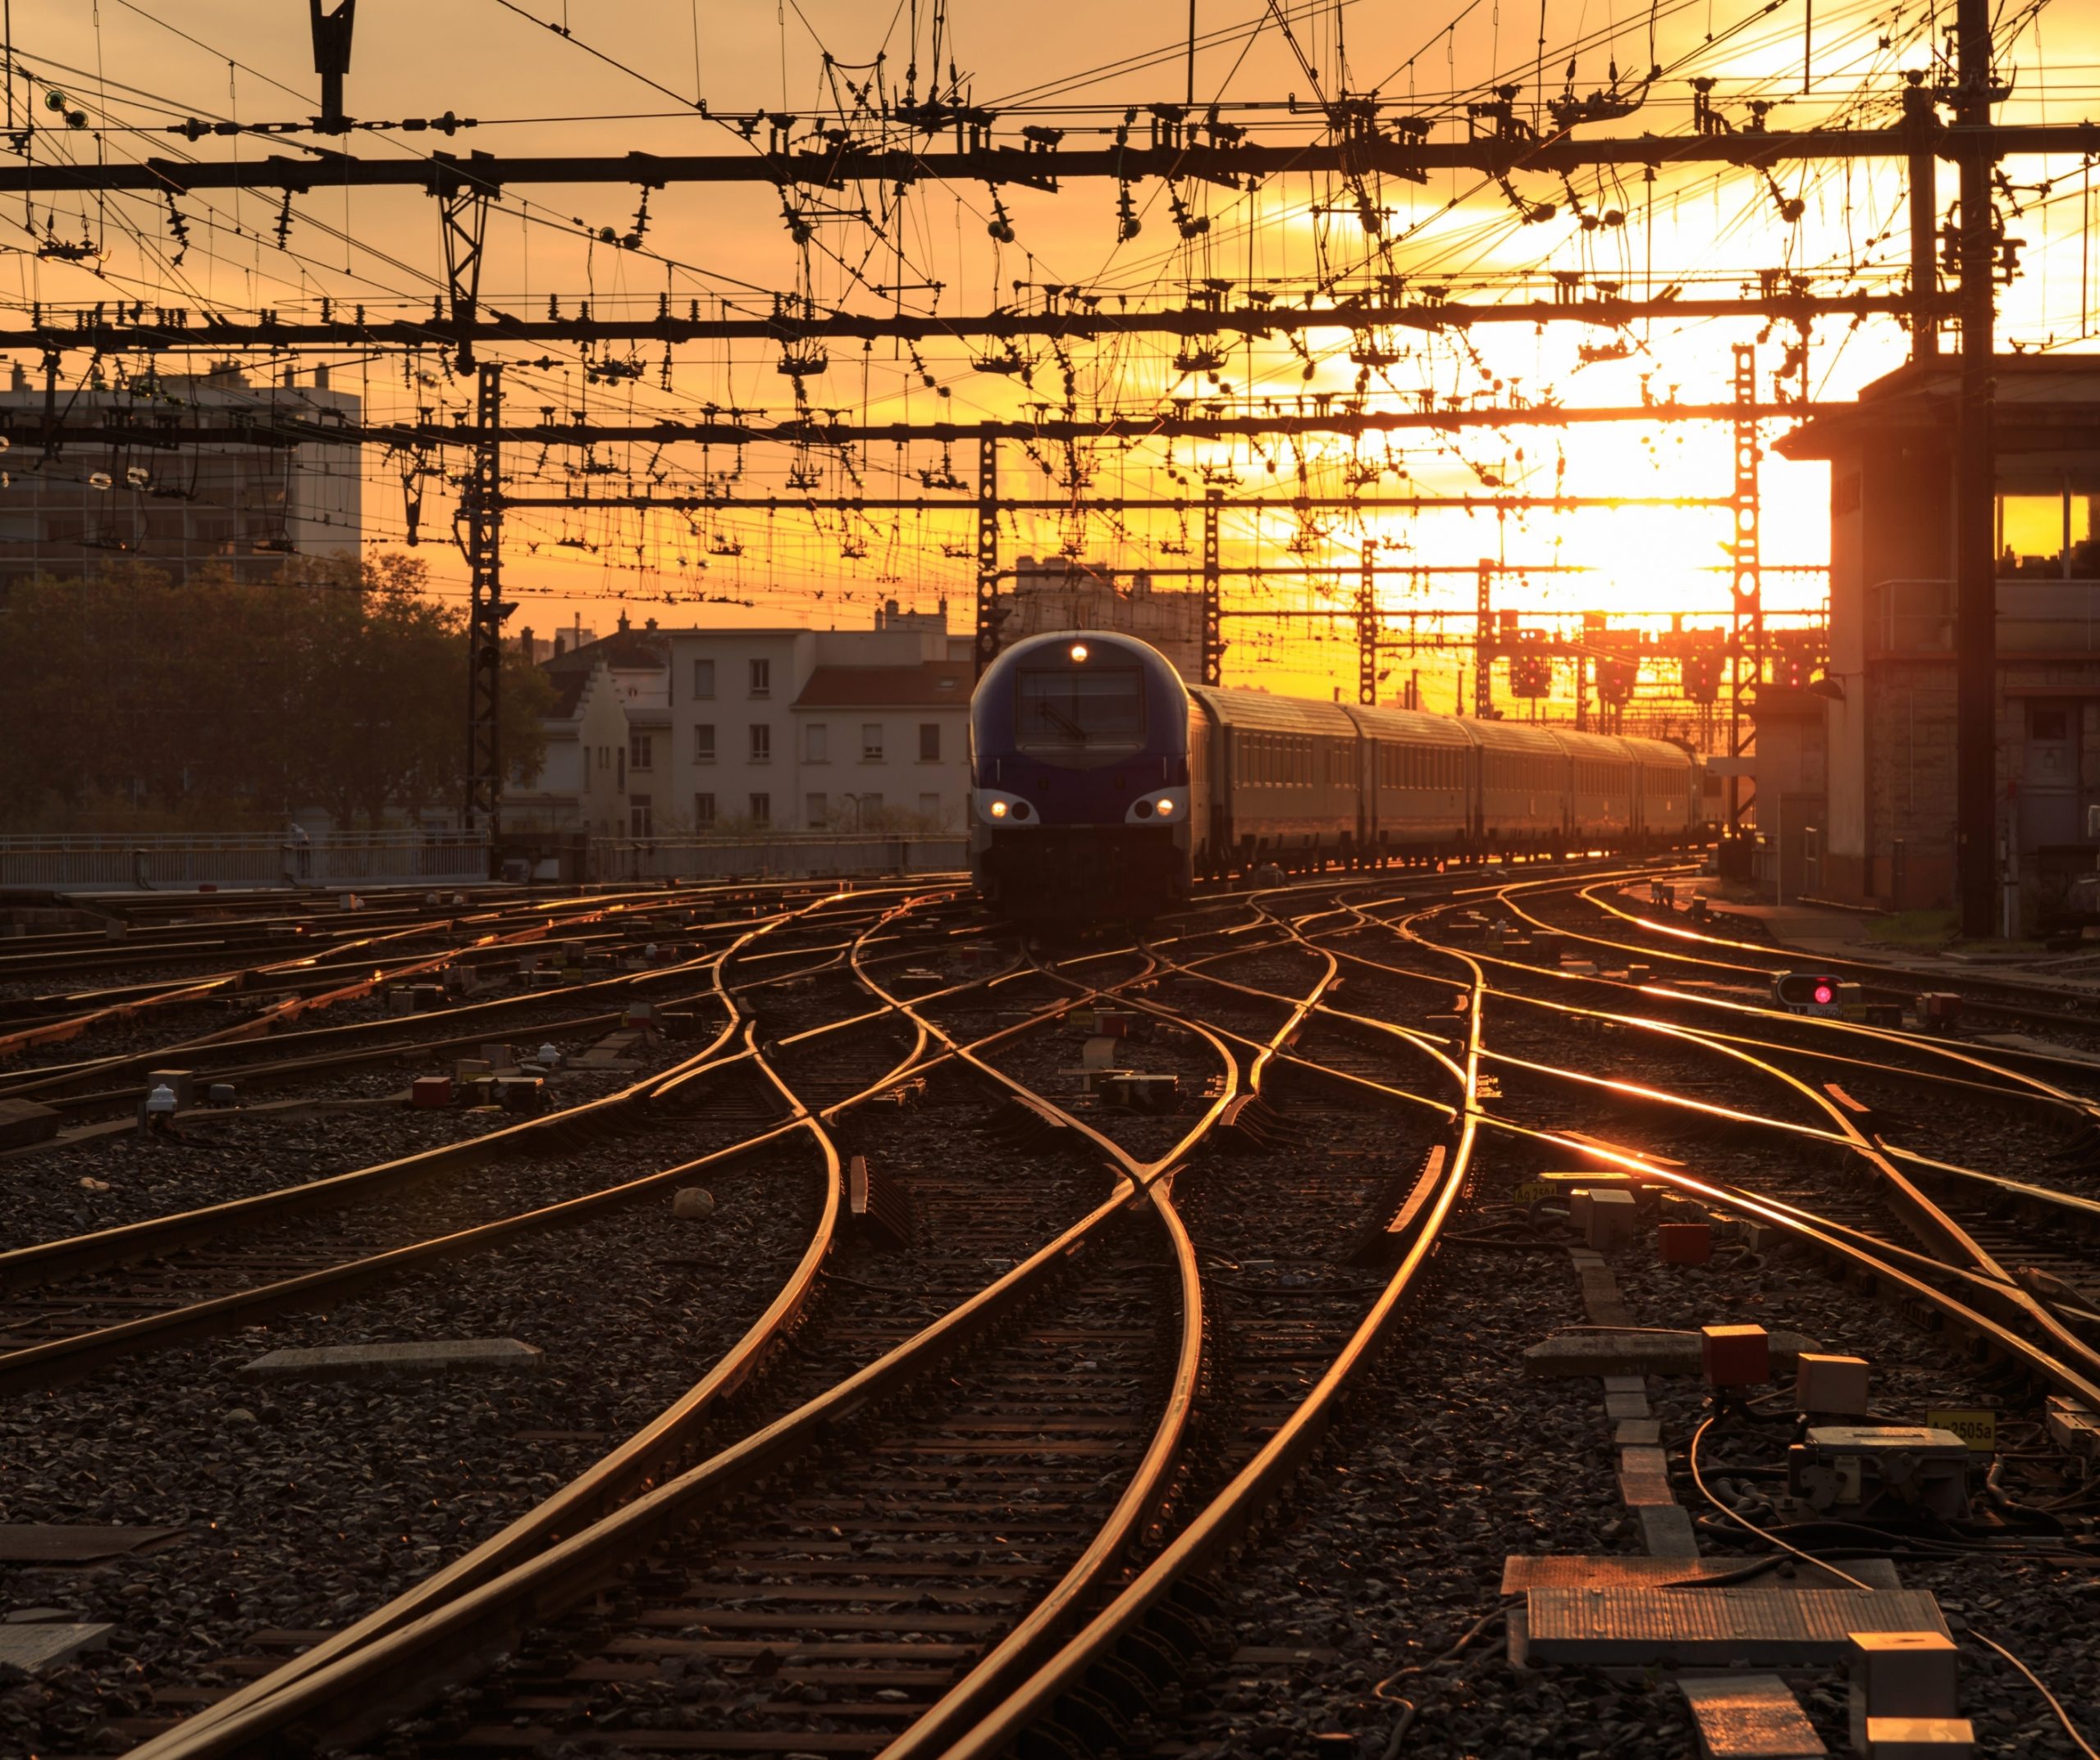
[1787,1426,1972,1521]
[1701,1323,1770,1387]
[1795,1352,1871,1416]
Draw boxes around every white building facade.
[504,658,635,836]
[525,618,973,838]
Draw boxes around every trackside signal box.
[1771,971,1862,1018]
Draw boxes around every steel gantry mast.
[1201,492,1224,687]
[1952,0,2001,937]
[1358,538,1378,707]
[974,432,999,677]
[1727,343,1763,845]
[0,55,2070,891]
[461,362,507,832]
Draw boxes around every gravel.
[0,1136,829,1755]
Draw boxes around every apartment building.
[0,359,361,597]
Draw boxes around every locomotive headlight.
[975,789,1036,827]
[1125,788,1189,826]
[1069,642,1089,662]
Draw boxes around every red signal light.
[1812,983,1835,1006]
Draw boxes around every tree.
[0,554,550,830]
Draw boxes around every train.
[968,629,1709,919]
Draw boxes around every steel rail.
[130,899,1280,1753]
[930,896,1483,1758]
[0,894,986,1356]
[874,933,1348,1754]
[0,904,725,1096]
[1351,882,2100,1126]
[1299,900,2100,1247]
[123,901,953,1756]
[136,898,1284,1757]
[1532,875,2100,1058]
[1482,1115,2100,1413]
[1422,882,2100,1379]
[0,891,936,1294]
[0,877,877,1074]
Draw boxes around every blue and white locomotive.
[970,630,1706,921]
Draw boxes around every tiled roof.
[792,662,970,708]
[545,632,667,674]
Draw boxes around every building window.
[861,722,884,760]
[805,722,829,764]
[692,659,715,699]
[750,658,771,697]
[918,791,940,823]
[919,723,941,761]
[617,746,625,789]
[806,791,828,828]
[750,723,771,763]
[630,795,653,837]
[628,732,653,771]
[693,723,715,764]
[1997,490,2097,578]
[693,791,714,828]
[749,791,771,825]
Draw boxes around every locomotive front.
[969,632,1194,921]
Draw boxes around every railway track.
[0,871,1476,1758]
[17,858,2100,1758]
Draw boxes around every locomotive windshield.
[1013,666,1145,752]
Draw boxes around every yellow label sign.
[1513,1181,1556,1203]
[1929,1409,1997,1453]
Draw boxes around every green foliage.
[1866,910,1959,948]
[0,555,549,829]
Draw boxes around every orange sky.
[11,2,2100,704]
